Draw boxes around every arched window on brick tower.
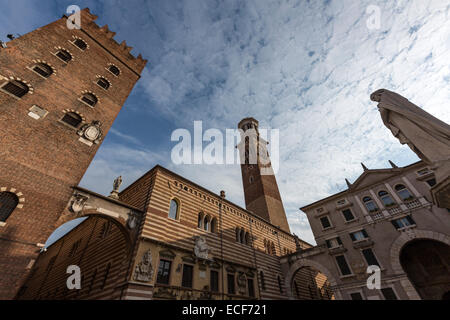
[0,192,19,222]
[81,92,98,107]
[0,80,29,98]
[108,65,120,76]
[32,63,53,78]
[61,112,82,128]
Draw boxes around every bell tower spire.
[237,118,290,233]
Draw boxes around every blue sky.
[2,0,449,245]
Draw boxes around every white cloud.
[78,0,450,245]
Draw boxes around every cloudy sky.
[2,0,449,245]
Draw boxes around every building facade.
[18,164,314,300]
[2,8,448,301]
[0,8,147,299]
[281,161,450,300]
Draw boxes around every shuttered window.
[81,93,98,107]
[73,39,87,50]
[32,63,53,78]
[109,65,120,76]
[181,264,193,288]
[61,112,82,128]
[1,80,29,98]
[97,78,110,90]
[56,50,72,62]
[362,248,380,267]
[210,270,219,292]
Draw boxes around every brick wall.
[0,8,146,299]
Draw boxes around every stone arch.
[389,229,450,300]
[0,186,25,209]
[284,258,341,300]
[390,229,450,274]
[62,109,86,122]
[53,208,133,257]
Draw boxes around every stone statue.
[194,236,211,260]
[370,89,450,170]
[237,272,247,294]
[113,176,122,192]
[109,176,122,200]
[134,249,154,282]
[371,89,450,207]
[127,211,139,230]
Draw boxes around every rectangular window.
[210,270,219,292]
[247,278,255,297]
[381,287,398,300]
[156,259,172,285]
[362,248,380,267]
[320,216,331,229]
[335,255,352,276]
[227,274,235,294]
[391,216,415,229]
[350,292,363,300]
[426,178,436,187]
[350,229,368,241]
[181,264,193,288]
[326,237,342,249]
[342,209,355,221]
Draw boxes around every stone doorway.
[400,239,450,300]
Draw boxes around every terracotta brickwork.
[17,215,132,300]
[0,8,146,299]
[238,118,291,233]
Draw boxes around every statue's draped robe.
[371,90,450,173]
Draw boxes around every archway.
[284,258,340,300]
[400,239,450,300]
[389,229,450,300]
[17,213,133,300]
[291,266,334,300]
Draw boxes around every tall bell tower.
[0,8,147,299]
[237,118,290,233]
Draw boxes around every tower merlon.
[63,8,148,74]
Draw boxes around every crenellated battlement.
[71,8,148,74]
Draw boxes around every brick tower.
[237,118,290,233]
[0,8,147,299]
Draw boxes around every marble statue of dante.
[370,89,450,179]
[113,176,123,192]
